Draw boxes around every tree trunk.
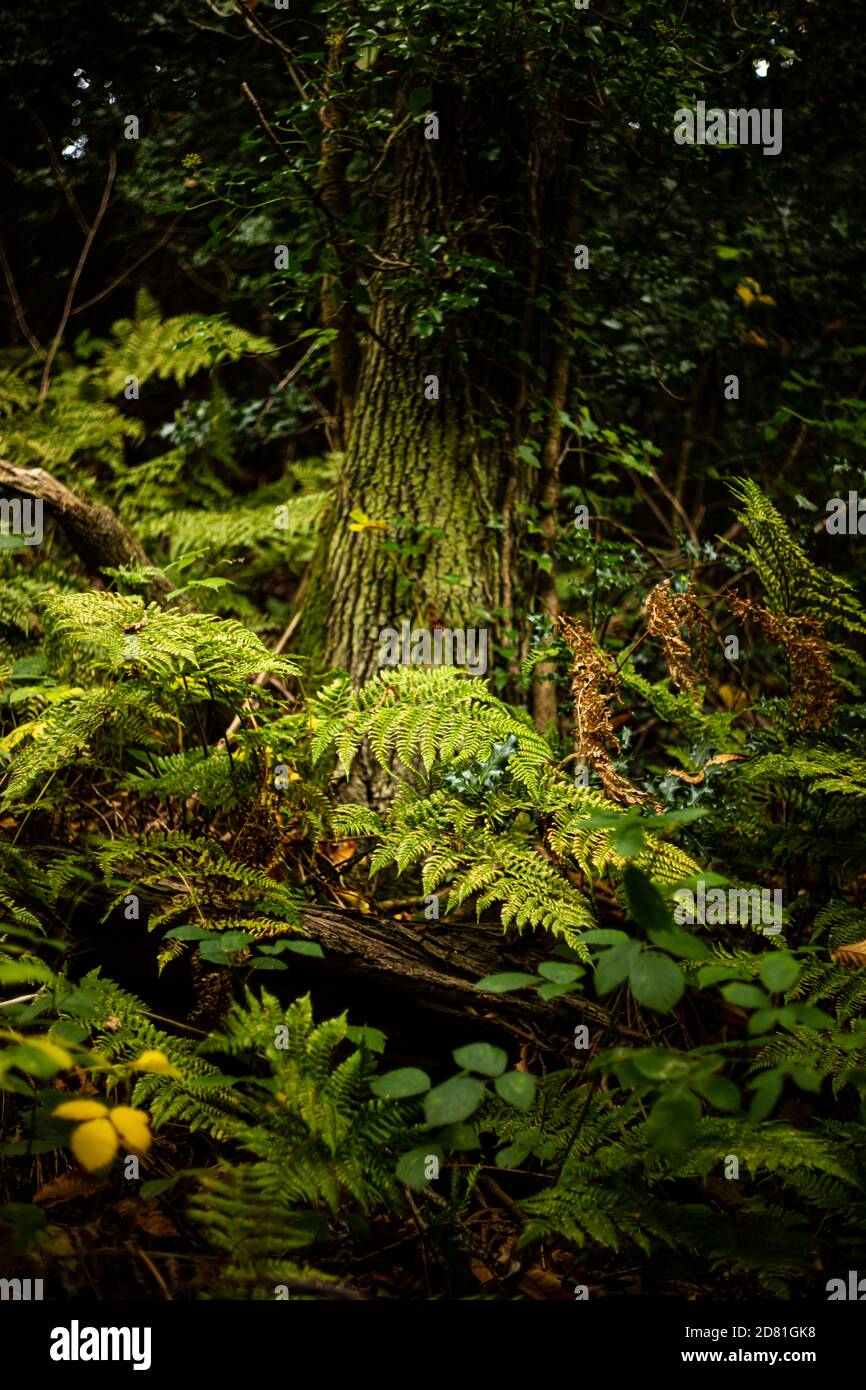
[300,78,592,768]
[303,104,522,692]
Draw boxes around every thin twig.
[71,214,186,317]
[39,152,117,399]
[29,108,91,236]
[0,238,45,356]
[222,574,310,742]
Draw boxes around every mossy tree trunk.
[303,80,589,719]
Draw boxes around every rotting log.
[294,903,641,1042]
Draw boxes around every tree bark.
[317,29,362,450]
[301,77,593,743]
[302,105,516,694]
[296,902,637,1040]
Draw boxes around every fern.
[98,288,273,393]
[730,477,866,635]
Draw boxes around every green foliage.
[730,478,866,635]
[99,289,273,394]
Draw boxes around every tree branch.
[39,152,117,400]
[0,459,172,601]
[0,237,45,357]
[29,108,91,237]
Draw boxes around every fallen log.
[294,902,642,1043]
[72,876,645,1048]
[0,459,172,602]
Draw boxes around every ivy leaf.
[628,950,684,1013]
[370,1068,431,1099]
[453,1043,507,1076]
[408,86,434,116]
[424,1076,486,1126]
[474,972,537,994]
[758,952,800,994]
[494,1071,536,1110]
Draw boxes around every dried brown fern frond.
[728,594,837,731]
[831,939,866,968]
[644,579,709,691]
[557,615,646,806]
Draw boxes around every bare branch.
[0,237,45,357]
[39,151,117,400]
[71,213,186,317]
[29,108,91,236]
[0,458,172,602]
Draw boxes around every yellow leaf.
[347,507,388,533]
[71,1118,118,1172]
[54,1099,109,1121]
[336,890,371,914]
[736,280,757,306]
[132,1049,181,1078]
[0,721,46,754]
[28,1038,73,1068]
[110,1106,152,1154]
[322,838,358,867]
